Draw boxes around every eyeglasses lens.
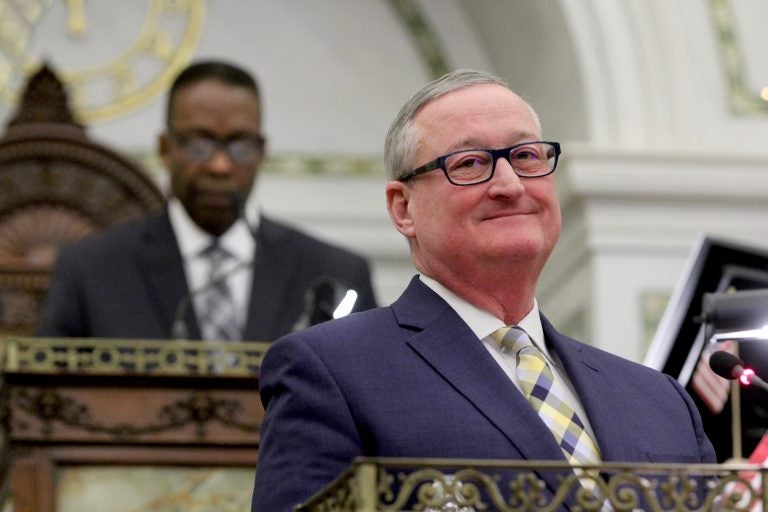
[180,136,262,164]
[445,151,493,184]
[508,143,556,176]
[445,143,555,184]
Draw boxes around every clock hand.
[66,0,87,37]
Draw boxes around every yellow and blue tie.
[493,326,602,466]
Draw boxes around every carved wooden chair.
[0,64,165,335]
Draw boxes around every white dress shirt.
[168,195,258,332]
[418,274,600,443]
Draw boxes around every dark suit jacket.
[36,211,377,341]
[251,276,716,511]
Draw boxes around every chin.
[488,237,552,262]
[194,212,237,236]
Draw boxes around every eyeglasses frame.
[398,140,561,186]
[167,130,265,165]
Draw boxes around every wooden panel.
[8,385,261,445]
[1,338,264,511]
[10,449,55,512]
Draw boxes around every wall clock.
[0,0,206,122]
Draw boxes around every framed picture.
[644,235,768,461]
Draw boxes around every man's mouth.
[197,190,237,208]
[484,210,531,221]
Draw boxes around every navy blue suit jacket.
[36,211,377,341]
[252,276,715,511]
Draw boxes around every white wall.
[3,0,768,364]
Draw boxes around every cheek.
[411,196,468,246]
[408,182,483,240]
[239,167,259,189]
[535,188,562,244]
[546,187,561,219]
[169,164,197,194]
[551,202,562,234]
[408,195,440,239]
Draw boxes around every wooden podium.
[0,337,269,512]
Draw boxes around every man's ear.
[386,181,415,238]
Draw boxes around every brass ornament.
[1,337,269,376]
[296,457,768,512]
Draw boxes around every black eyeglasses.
[169,131,265,165]
[398,141,561,186]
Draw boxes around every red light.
[741,368,756,386]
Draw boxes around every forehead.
[170,80,261,131]
[413,84,539,154]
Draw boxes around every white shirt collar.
[418,274,549,358]
[168,193,260,264]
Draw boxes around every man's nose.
[205,147,237,173]
[488,157,525,193]
[493,157,523,182]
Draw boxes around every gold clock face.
[0,0,206,122]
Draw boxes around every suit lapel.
[543,317,636,462]
[242,217,295,341]
[406,319,566,461]
[393,279,575,503]
[136,212,198,339]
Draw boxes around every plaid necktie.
[198,242,241,341]
[493,326,602,466]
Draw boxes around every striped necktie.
[493,326,602,466]
[198,242,240,341]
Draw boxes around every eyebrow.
[445,132,540,152]
[176,128,260,140]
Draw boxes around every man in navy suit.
[251,70,715,510]
[36,60,376,341]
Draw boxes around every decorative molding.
[710,0,768,114]
[1,337,269,376]
[262,153,385,177]
[386,0,450,79]
[132,149,385,179]
[11,388,257,439]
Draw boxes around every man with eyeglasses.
[37,60,377,341]
[252,69,715,511]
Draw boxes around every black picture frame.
[644,235,768,461]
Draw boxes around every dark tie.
[198,242,240,341]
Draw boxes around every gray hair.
[383,69,540,181]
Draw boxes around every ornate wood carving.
[9,386,259,443]
[0,63,165,335]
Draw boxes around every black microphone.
[292,276,359,332]
[710,351,744,380]
[709,351,768,392]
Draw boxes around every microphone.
[710,351,744,380]
[292,276,359,332]
[709,351,768,393]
